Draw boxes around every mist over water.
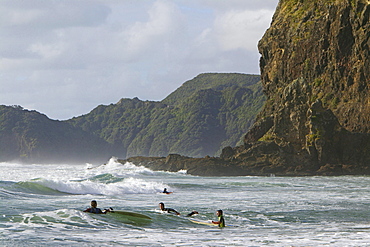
[1,158,370,246]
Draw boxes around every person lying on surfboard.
[83,200,113,214]
[211,209,225,227]
[162,188,173,194]
[158,202,198,216]
[159,202,180,215]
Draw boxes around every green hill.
[69,73,265,158]
[0,73,265,163]
[0,105,112,163]
[162,73,261,106]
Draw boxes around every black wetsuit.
[162,208,179,214]
[85,207,103,214]
[186,211,198,217]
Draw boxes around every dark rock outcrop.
[123,155,248,177]
[122,0,370,176]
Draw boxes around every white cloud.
[189,0,278,11]
[123,0,185,60]
[214,9,275,51]
[28,42,65,59]
[1,0,111,28]
[0,0,279,120]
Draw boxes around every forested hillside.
[0,105,112,163]
[0,73,265,163]
[69,73,264,158]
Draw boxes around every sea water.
[1,158,370,246]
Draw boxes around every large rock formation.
[244,0,370,175]
[123,0,370,176]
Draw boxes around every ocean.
[1,157,370,246]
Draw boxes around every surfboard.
[189,219,216,226]
[189,218,231,227]
[108,210,151,219]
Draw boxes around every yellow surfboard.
[189,219,216,226]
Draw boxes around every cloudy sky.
[1,0,279,120]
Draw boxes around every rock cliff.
[245,0,370,175]
[123,0,370,176]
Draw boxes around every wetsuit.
[163,208,179,215]
[186,211,198,217]
[84,207,103,214]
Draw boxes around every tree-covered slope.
[162,73,261,106]
[0,73,265,163]
[0,105,112,163]
[69,73,265,158]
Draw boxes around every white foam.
[177,169,187,174]
[84,157,155,177]
[0,158,184,185]
[0,162,87,182]
[34,177,167,195]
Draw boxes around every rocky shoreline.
[119,139,370,177]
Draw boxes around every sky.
[0,0,279,120]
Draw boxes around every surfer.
[162,188,172,194]
[83,200,112,214]
[158,202,180,215]
[158,202,198,216]
[212,209,225,227]
[186,211,199,217]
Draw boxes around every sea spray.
[85,157,155,177]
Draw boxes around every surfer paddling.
[162,188,173,194]
[83,200,113,214]
[212,209,225,227]
[158,202,180,215]
[158,202,198,216]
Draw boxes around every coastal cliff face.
[124,0,370,176]
[244,0,370,174]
